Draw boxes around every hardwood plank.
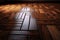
[21,15,30,30]
[29,17,37,30]
[10,31,29,35]
[47,25,60,40]
[8,35,27,40]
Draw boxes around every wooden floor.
[0,3,60,40]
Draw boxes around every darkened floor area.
[0,3,60,40]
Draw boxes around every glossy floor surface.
[0,3,60,40]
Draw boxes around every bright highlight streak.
[15,7,37,30]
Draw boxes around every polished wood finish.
[0,3,60,40]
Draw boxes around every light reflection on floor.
[0,3,60,40]
[8,7,37,40]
